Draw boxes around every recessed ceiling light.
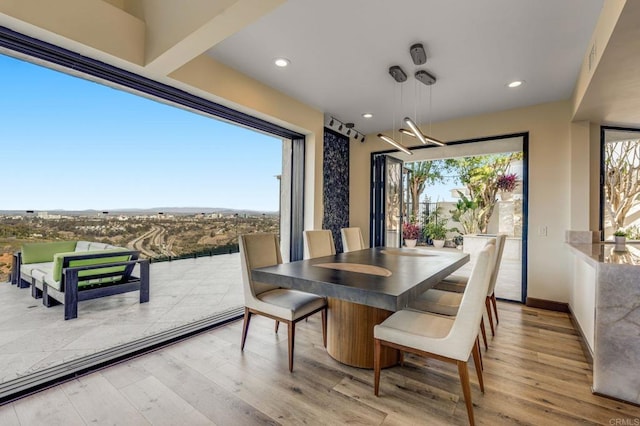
[362,113,373,119]
[507,80,524,88]
[274,58,290,67]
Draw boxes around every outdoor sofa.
[15,240,149,320]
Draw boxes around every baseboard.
[592,391,640,408]
[567,306,594,366]
[525,297,569,313]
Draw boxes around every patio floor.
[0,254,244,384]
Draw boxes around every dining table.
[252,246,469,369]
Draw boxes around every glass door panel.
[385,157,403,247]
[371,154,404,248]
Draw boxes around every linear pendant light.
[377,134,413,155]
[404,117,429,145]
[399,122,445,146]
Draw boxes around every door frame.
[369,132,529,303]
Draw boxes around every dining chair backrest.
[487,234,507,296]
[304,230,336,259]
[440,243,495,360]
[341,227,365,252]
[239,233,282,302]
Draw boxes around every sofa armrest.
[11,251,21,285]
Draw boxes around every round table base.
[326,297,400,369]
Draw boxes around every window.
[0,25,306,402]
[601,126,640,240]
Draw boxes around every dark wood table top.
[252,247,469,311]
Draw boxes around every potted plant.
[496,173,517,201]
[423,220,448,248]
[613,229,628,248]
[402,222,421,248]
[423,207,456,249]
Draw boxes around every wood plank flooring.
[1,302,639,425]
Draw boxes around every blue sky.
[0,54,282,211]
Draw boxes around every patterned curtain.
[322,129,349,253]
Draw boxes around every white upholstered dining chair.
[373,243,495,426]
[304,230,336,258]
[430,234,507,336]
[340,227,366,252]
[239,233,327,372]
[410,238,497,349]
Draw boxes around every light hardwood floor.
[0,302,639,425]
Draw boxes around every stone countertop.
[568,242,640,266]
[568,241,640,405]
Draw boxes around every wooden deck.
[1,302,638,424]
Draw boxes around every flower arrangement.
[496,173,518,192]
[402,222,421,240]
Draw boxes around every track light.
[377,134,412,155]
[361,135,365,143]
[326,116,365,142]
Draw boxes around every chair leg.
[485,297,495,336]
[475,336,483,371]
[321,308,327,348]
[288,322,295,372]
[275,320,280,333]
[480,317,488,350]
[374,339,381,396]
[472,340,485,392]
[491,293,499,325]
[241,308,252,351]
[457,361,476,426]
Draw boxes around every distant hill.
[0,207,278,216]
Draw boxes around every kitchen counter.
[569,242,640,265]
[568,242,640,404]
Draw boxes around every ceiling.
[208,0,604,135]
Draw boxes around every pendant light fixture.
[381,42,446,149]
[378,66,413,155]
[400,120,445,146]
[377,134,412,155]
[401,68,444,146]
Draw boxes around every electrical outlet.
[539,226,548,237]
